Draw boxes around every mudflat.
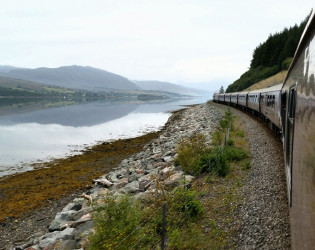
[0,132,161,248]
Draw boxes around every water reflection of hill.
[0,99,139,126]
[0,97,208,127]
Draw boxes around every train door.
[259,94,264,113]
[285,85,296,207]
[281,92,287,138]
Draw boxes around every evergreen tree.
[226,11,311,93]
[219,86,225,93]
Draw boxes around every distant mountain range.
[0,65,208,97]
[134,80,206,96]
[0,65,140,92]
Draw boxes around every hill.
[0,66,19,73]
[0,65,207,98]
[134,80,207,96]
[244,71,287,91]
[1,65,140,92]
[226,12,310,93]
[0,75,87,98]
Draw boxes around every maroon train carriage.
[280,10,315,249]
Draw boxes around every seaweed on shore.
[0,132,160,221]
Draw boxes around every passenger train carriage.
[260,84,282,132]
[213,10,315,249]
[247,89,260,114]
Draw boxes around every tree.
[226,11,311,92]
[219,86,225,93]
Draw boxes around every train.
[213,10,315,249]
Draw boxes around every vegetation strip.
[0,132,161,221]
[88,107,252,249]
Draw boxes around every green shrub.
[168,224,208,249]
[88,196,143,249]
[224,108,233,123]
[217,151,229,177]
[175,189,204,219]
[211,129,223,146]
[242,161,251,170]
[235,130,245,137]
[196,148,230,177]
[175,132,209,175]
[219,119,229,129]
[224,146,248,162]
[236,180,243,187]
[196,150,217,173]
[226,138,234,147]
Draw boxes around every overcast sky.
[0,1,313,91]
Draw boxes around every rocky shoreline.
[10,102,222,249]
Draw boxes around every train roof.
[238,91,249,95]
[248,83,283,94]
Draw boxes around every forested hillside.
[226,12,311,93]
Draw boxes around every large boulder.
[93,176,113,187]
[121,181,140,194]
[161,166,176,177]
[49,210,77,232]
[163,173,195,188]
[138,175,155,191]
[111,178,129,190]
[61,202,82,213]
[38,227,75,249]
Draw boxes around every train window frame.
[272,95,275,109]
[288,88,296,120]
[286,84,297,207]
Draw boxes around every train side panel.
[237,91,248,108]
[218,93,225,103]
[259,84,282,129]
[247,91,260,112]
[282,11,315,249]
[231,93,238,105]
[225,93,231,103]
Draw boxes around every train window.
[281,92,287,135]
[288,89,296,119]
[273,95,275,109]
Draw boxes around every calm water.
[0,97,208,177]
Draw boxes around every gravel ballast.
[229,106,291,249]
